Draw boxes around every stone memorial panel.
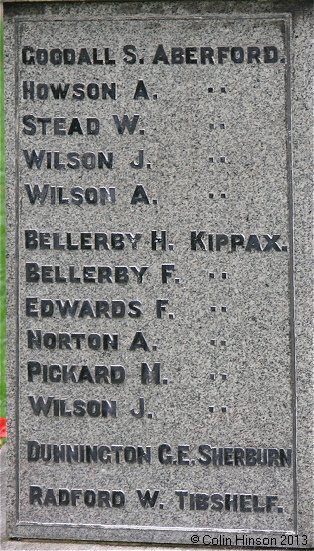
[4,0,313,547]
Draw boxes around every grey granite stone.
[0,445,282,551]
[4,0,313,547]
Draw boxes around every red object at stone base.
[0,417,7,438]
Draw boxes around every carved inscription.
[16,14,294,536]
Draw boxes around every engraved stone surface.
[4,1,313,547]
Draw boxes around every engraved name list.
[12,13,296,542]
